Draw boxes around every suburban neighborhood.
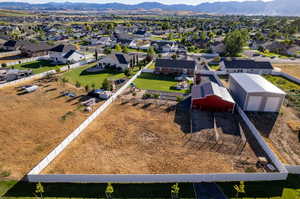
[0,1,300,199]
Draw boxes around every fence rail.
[26,172,287,183]
[27,61,153,176]
[0,50,21,58]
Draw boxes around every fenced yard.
[6,60,65,74]
[134,73,189,93]
[62,64,126,88]
[0,76,100,180]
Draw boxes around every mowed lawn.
[62,64,126,88]
[8,60,64,74]
[134,73,188,93]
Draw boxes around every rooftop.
[230,73,286,95]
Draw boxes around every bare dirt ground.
[43,99,261,175]
[0,54,27,64]
[247,106,300,165]
[0,76,100,180]
[273,64,300,79]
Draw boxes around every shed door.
[264,97,281,112]
[246,96,262,111]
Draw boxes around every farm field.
[6,60,64,74]
[62,64,126,88]
[273,64,300,79]
[134,73,188,93]
[43,96,260,175]
[0,75,100,180]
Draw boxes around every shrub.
[55,68,61,73]
[75,81,81,88]
[132,92,137,96]
[153,93,160,99]
[85,85,90,92]
[124,68,132,77]
[0,170,10,177]
[91,83,96,90]
[176,96,184,102]
[102,78,112,91]
[1,63,7,68]
[142,93,151,99]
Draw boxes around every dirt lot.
[273,64,300,79]
[247,106,300,165]
[43,99,261,175]
[0,76,99,180]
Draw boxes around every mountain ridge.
[0,0,299,16]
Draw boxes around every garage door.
[264,97,281,112]
[246,96,262,111]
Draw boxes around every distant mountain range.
[0,0,299,16]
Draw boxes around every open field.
[5,60,64,74]
[0,75,100,180]
[62,64,126,88]
[42,96,261,174]
[273,64,300,79]
[134,73,188,93]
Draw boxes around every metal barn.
[229,73,286,112]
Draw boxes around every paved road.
[193,183,228,199]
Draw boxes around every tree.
[102,78,111,91]
[104,47,112,55]
[224,30,249,57]
[122,45,129,53]
[124,68,131,77]
[115,44,122,52]
[146,46,155,61]
[94,49,98,60]
[35,182,44,199]
[105,183,114,199]
[171,183,180,199]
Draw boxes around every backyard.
[134,73,189,93]
[273,64,300,79]
[0,76,98,180]
[62,64,126,88]
[7,60,64,74]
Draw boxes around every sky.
[0,0,273,5]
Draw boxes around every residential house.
[99,53,135,71]
[133,30,152,38]
[49,44,78,63]
[220,59,274,74]
[154,58,198,76]
[151,40,178,53]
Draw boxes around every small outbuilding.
[192,81,235,112]
[229,73,286,112]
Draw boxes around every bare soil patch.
[247,106,300,165]
[273,64,300,79]
[43,99,260,175]
[0,77,99,180]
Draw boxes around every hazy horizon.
[0,0,273,6]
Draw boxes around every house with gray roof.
[220,59,274,74]
[154,58,198,76]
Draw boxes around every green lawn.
[8,60,64,74]
[134,73,188,93]
[1,175,300,199]
[62,64,126,88]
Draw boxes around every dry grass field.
[43,100,260,175]
[247,106,300,165]
[273,64,300,79]
[0,76,99,180]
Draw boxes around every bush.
[124,68,132,77]
[1,63,7,68]
[55,68,61,73]
[153,93,160,99]
[102,78,112,91]
[75,81,81,88]
[0,170,10,177]
[176,96,184,102]
[85,85,90,92]
[132,92,137,96]
[142,93,151,99]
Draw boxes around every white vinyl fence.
[27,61,153,176]
[0,58,96,89]
[27,172,287,183]
[0,70,56,89]
[0,50,21,58]
[26,66,290,183]
[2,55,50,67]
[271,71,300,84]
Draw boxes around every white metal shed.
[229,73,286,112]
